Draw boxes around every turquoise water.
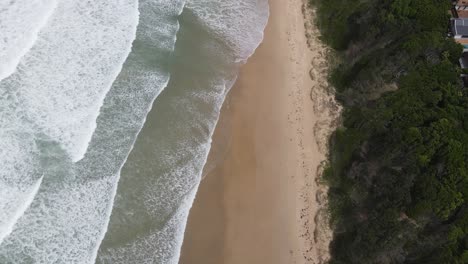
[0,0,268,263]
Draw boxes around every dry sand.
[179,0,340,263]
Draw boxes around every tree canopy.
[312,0,468,263]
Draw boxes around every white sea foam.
[0,177,117,263]
[0,0,185,262]
[97,185,199,264]
[0,127,42,248]
[0,1,61,233]
[1,0,139,162]
[0,0,269,262]
[95,1,269,263]
[186,0,269,60]
[0,0,139,261]
[0,0,57,82]
[0,177,43,245]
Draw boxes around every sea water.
[0,1,268,263]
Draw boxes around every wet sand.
[179,0,339,263]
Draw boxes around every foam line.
[92,1,188,261]
[0,0,58,82]
[0,176,43,246]
[0,0,184,262]
[0,0,140,259]
[94,1,269,262]
[1,0,140,162]
[0,0,269,263]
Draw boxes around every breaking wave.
[0,0,268,263]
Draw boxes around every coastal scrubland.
[312,0,468,263]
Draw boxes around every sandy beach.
[179,0,340,263]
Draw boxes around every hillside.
[312,0,468,263]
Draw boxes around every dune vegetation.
[312,0,468,263]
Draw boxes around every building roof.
[457,10,468,18]
[453,19,468,36]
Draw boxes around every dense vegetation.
[311,0,468,263]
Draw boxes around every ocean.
[0,0,268,263]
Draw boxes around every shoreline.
[179,0,340,263]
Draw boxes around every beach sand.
[179,0,340,263]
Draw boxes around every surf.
[0,177,43,245]
[0,1,269,263]
[0,0,139,261]
[95,1,269,263]
[0,0,183,262]
[0,0,58,82]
